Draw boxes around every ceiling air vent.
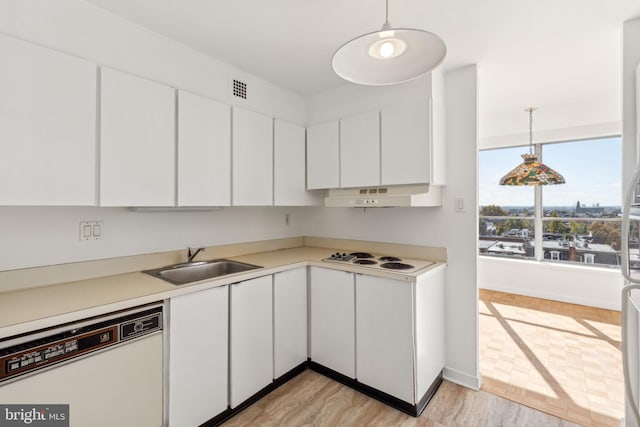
[232,79,247,100]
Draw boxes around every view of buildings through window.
[479,137,621,267]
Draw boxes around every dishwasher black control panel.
[0,303,163,383]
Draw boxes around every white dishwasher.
[0,303,164,427]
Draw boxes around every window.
[479,146,534,260]
[479,137,621,267]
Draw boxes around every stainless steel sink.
[143,259,262,285]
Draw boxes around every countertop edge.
[0,247,447,339]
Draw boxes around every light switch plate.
[79,221,103,241]
[455,197,465,212]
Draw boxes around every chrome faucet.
[187,247,205,263]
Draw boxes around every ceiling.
[84,0,640,139]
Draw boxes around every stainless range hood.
[324,185,443,207]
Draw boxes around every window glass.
[542,137,621,217]
[479,146,534,260]
[541,137,621,266]
[479,146,535,211]
[478,137,621,268]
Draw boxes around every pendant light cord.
[383,0,390,27]
[526,107,536,155]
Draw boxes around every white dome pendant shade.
[332,1,446,85]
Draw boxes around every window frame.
[478,136,622,268]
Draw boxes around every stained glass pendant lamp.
[331,0,446,86]
[499,108,566,186]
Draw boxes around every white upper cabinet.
[0,35,96,206]
[177,91,231,206]
[100,68,175,206]
[274,120,311,205]
[232,107,273,206]
[381,101,431,185]
[340,110,380,188]
[305,75,442,191]
[306,121,340,190]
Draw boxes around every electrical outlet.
[79,221,103,241]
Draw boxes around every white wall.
[479,121,621,150]
[479,257,623,310]
[441,66,479,389]
[303,65,481,389]
[0,207,305,271]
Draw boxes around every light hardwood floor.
[221,289,622,426]
[480,289,623,427]
[221,369,579,426]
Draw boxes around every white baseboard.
[443,367,481,390]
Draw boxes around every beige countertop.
[0,240,446,339]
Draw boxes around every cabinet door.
[169,285,228,426]
[274,268,308,377]
[0,35,96,205]
[381,102,431,185]
[356,274,415,403]
[100,68,175,206]
[340,110,380,188]
[415,269,445,398]
[310,267,355,378]
[274,119,311,205]
[306,121,339,189]
[232,107,273,206]
[230,275,273,407]
[177,91,231,206]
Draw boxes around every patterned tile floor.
[479,289,623,427]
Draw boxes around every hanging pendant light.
[331,0,446,86]
[499,108,566,186]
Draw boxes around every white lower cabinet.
[166,264,444,423]
[356,274,415,403]
[168,285,228,427]
[274,268,308,377]
[310,267,355,378]
[415,268,446,399]
[230,275,274,407]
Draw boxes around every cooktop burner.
[380,262,415,270]
[327,252,355,261]
[322,251,433,273]
[353,259,377,265]
[350,252,374,259]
